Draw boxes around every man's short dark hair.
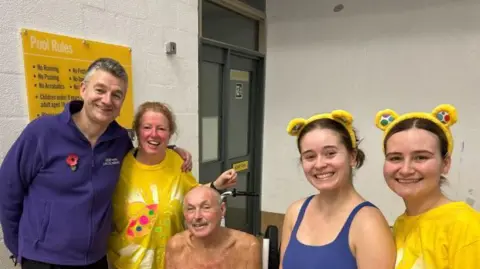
[83,58,128,87]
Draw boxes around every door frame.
[198,37,265,236]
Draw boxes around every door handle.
[221,188,259,199]
[230,188,259,197]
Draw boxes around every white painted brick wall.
[263,0,480,225]
[0,0,198,266]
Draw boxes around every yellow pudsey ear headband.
[375,104,457,155]
[287,110,357,148]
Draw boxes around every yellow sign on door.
[20,28,134,128]
[232,161,249,172]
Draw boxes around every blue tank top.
[282,195,376,269]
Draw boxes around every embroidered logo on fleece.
[103,157,120,166]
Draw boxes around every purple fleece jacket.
[0,101,133,266]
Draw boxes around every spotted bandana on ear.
[374,104,457,154]
[287,110,357,148]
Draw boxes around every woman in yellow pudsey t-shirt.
[375,104,480,269]
[108,102,238,269]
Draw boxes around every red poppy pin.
[66,154,79,171]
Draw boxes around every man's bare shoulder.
[167,230,191,251]
[228,228,260,249]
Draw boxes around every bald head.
[184,186,222,208]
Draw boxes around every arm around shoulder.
[170,146,192,172]
[352,206,396,269]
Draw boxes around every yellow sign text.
[21,28,134,128]
[232,161,249,172]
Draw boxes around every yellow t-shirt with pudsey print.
[108,148,199,269]
[393,201,480,269]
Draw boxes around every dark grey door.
[199,44,262,235]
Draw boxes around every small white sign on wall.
[235,83,243,99]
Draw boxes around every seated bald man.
[165,186,261,269]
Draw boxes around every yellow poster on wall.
[20,28,134,128]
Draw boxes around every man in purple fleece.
[0,58,192,269]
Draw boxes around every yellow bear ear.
[431,104,457,128]
[331,110,353,126]
[287,118,307,136]
[375,109,399,131]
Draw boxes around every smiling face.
[183,187,225,238]
[80,69,126,126]
[137,110,172,156]
[299,128,356,191]
[383,127,451,201]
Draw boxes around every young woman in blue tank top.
[281,110,396,269]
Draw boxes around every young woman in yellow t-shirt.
[107,101,238,269]
[375,104,480,269]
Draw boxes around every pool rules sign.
[20,28,135,128]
